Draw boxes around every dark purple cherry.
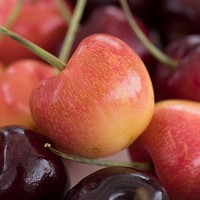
[64,166,171,200]
[163,35,200,60]
[155,0,200,45]
[0,125,70,200]
[70,0,154,24]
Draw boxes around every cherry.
[64,166,171,200]
[155,0,200,46]
[152,35,200,101]
[166,51,200,101]
[71,5,156,73]
[0,125,70,200]
[71,0,154,24]
[0,0,71,64]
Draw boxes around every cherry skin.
[155,0,200,45]
[70,0,154,24]
[0,62,4,74]
[166,51,200,101]
[30,34,154,159]
[0,0,71,64]
[128,100,200,200]
[152,35,200,101]
[64,166,171,200]
[0,59,55,128]
[71,5,156,73]
[0,125,70,200]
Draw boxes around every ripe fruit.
[71,0,154,24]
[64,166,171,200]
[128,136,152,163]
[0,62,4,73]
[128,99,200,200]
[166,51,200,101]
[155,0,200,45]
[0,125,69,200]
[0,59,55,128]
[152,35,200,101]
[30,33,154,158]
[71,5,156,72]
[0,0,71,64]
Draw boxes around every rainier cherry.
[30,34,154,158]
[71,5,156,73]
[129,99,200,200]
[0,59,55,128]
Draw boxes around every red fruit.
[30,34,154,158]
[166,51,200,101]
[129,100,200,200]
[0,62,4,74]
[0,0,72,64]
[128,137,152,163]
[71,5,156,73]
[0,59,55,128]
[152,35,200,101]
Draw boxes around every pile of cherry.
[0,0,200,200]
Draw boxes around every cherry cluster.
[0,0,200,200]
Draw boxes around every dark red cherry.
[70,0,154,24]
[152,35,200,101]
[155,0,200,45]
[0,125,70,200]
[166,51,200,101]
[64,166,171,200]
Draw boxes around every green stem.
[58,0,87,63]
[54,0,72,24]
[44,143,153,172]
[119,0,179,69]
[0,26,65,70]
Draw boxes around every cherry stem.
[44,143,153,172]
[54,0,72,24]
[0,0,24,41]
[119,0,179,69]
[58,0,87,63]
[0,26,65,70]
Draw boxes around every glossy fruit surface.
[166,51,200,100]
[152,35,200,101]
[0,0,70,64]
[72,5,156,72]
[0,59,55,128]
[0,125,70,200]
[0,62,4,74]
[30,34,154,159]
[64,166,171,200]
[129,100,200,200]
